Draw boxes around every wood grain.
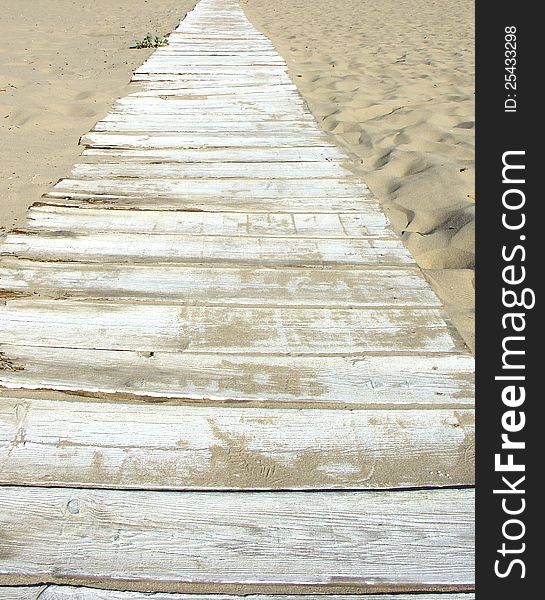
[0,397,474,489]
[81,146,345,161]
[0,487,475,592]
[24,205,390,234]
[1,231,412,266]
[0,588,46,600]
[0,300,462,354]
[0,345,474,405]
[0,260,440,306]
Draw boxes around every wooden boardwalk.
[0,0,475,597]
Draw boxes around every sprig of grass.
[133,34,169,49]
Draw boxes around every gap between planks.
[0,587,476,600]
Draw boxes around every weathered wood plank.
[0,487,475,592]
[71,162,350,179]
[139,58,286,66]
[0,345,474,405]
[130,84,299,96]
[41,195,376,213]
[0,260,439,307]
[110,106,309,117]
[94,118,317,133]
[51,177,370,199]
[111,103,308,116]
[80,132,333,149]
[18,588,476,600]
[0,301,461,353]
[0,588,46,600]
[24,206,389,234]
[109,103,311,117]
[1,231,412,266]
[82,146,345,162]
[0,397,474,489]
[146,52,281,58]
[131,73,293,83]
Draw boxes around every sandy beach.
[0,0,474,350]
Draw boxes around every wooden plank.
[80,132,333,149]
[108,105,312,118]
[42,195,373,213]
[112,102,308,116]
[0,300,463,354]
[23,206,389,234]
[71,162,350,179]
[139,58,286,66]
[1,231,412,266]
[134,66,289,76]
[82,146,346,162]
[131,73,293,83]
[130,84,299,95]
[147,51,281,57]
[22,588,477,600]
[0,588,45,600]
[0,487,475,592]
[0,397,475,489]
[131,88,301,98]
[0,346,475,405]
[51,177,370,199]
[0,260,439,307]
[94,118,317,133]
[111,103,308,115]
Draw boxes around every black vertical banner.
[476,0,537,597]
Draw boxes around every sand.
[0,0,474,351]
[0,0,196,229]
[242,0,475,351]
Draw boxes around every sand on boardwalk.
[0,0,474,351]
[243,0,475,351]
[0,0,196,229]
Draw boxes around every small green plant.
[133,34,169,49]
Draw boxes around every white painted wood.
[0,346,475,405]
[111,103,308,115]
[94,117,317,133]
[147,51,281,57]
[1,231,412,266]
[51,177,370,199]
[82,146,345,162]
[131,73,293,83]
[0,260,433,305]
[25,588,477,600]
[0,397,474,489]
[112,102,307,116]
[0,588,46,600]
[130,84,300,96]
[0,300,462,354]
[0,487,475,591]
[134,66,289,76]
[24,206,389,234]
[41,195,377,213]
[80,132,333,149]
[0,260,439,306]
[109,103,312,117]
[139,57,286,66]
[71,162,350,179]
